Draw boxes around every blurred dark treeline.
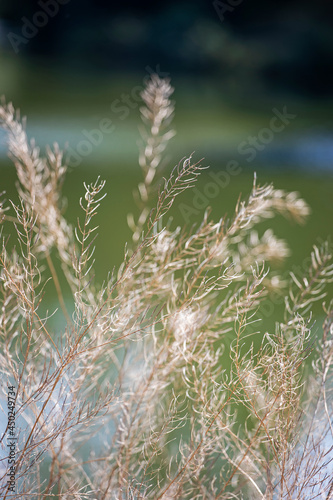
[1,0,333,98]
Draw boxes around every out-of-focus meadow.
[0,0,332,329]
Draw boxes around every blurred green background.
[0,0,332,326]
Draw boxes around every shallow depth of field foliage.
[0,76,333,499]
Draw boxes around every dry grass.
[0,76,332,499]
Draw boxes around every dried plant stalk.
[0,77,332,499]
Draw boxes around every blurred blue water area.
[1,119,333,173]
